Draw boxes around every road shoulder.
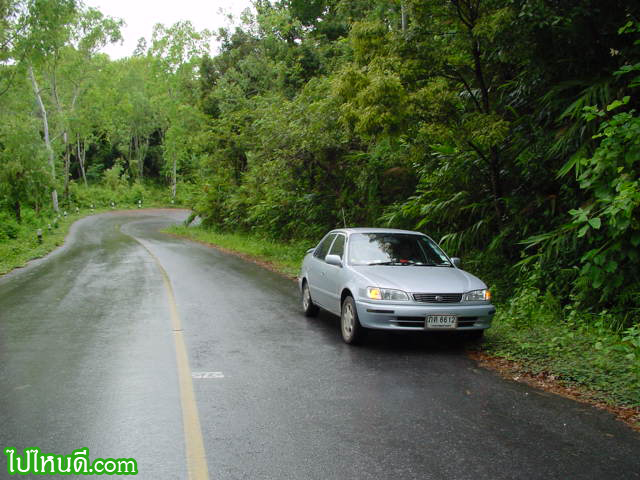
[166,224,640,433]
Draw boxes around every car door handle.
[321,271,326,276]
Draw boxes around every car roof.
[329,227,427,236]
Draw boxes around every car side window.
[328,234,345,259]
[314,233,336,260]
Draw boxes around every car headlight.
[366,287,409,301]
[462,289,491,302]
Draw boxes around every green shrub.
[485,288,640,407]
[126,182,146,204]
[103,159,129,191]
[0,213,21,240]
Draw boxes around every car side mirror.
[451,257,461,268]
[325,254,343,267]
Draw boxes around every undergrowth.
[483,287,640,408]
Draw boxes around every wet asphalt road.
[0,210,639,480]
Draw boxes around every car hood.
[351,265,486,293]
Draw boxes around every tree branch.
[450,0,473,29]
[466,141,491,167]
[453,69,483,111]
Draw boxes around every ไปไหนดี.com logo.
[4,447,138,475]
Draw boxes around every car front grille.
[413,293,463,303]
[394,317,425,328]
[458,318,478,327]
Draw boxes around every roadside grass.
[166,225,309,277]
[167,225,640,422]
[0,183,181,275]
[0,208,99,274]
[481,289,640,412]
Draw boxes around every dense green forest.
[2,0,640,355]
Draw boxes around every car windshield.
[348,233,451,266]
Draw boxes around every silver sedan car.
[298,228,495,344]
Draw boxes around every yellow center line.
[128,232,210,480]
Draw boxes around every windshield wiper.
[368,260,445,266]
[407,261,452,267]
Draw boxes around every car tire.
[302,281,319,317]
[341,296,365,345]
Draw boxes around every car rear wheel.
[302,281,319,317]
[341,296,365,345]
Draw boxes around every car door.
[307,233,336,308]
[320,233,346,315]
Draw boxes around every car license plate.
[426,314,458,329]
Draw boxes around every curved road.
[0,210,638,479]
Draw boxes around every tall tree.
[145,21,211,198]
[18,0,121,209]
[19,0,76,211]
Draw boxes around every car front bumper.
[355,299,495,331]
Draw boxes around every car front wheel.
[341,296,365,345]
[302,281,319,317]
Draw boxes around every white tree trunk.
[172,156,177,199]
[28,65,59,212]
[63,130,70,199]
[52,74,75,204]
[401,2,408,32]
[77,136,87,187]
[138,136,149,180]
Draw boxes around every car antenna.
[341,208,347,228]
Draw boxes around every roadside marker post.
[36,229,43,244]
